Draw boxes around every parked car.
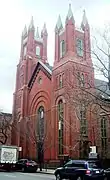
[104,168,110,179]
[54,159,107,180]
[16,159,38,172]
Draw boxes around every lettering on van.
[3,151,14,161]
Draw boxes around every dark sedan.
[16,159,38,172]
[104,168,110,179]
[54,160,107,180]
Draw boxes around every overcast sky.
[0,0,110,113]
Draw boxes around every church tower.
[51,5,94,159]
[12,17,48,157]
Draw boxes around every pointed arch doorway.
[37,106,44,164]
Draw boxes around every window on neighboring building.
[60,40,65,58]
[59,75,63,88]
[101,116,107,152]
[58,100,64,155]
[77,38,83,57]
[36,46,40,56]
[80,104,87,136]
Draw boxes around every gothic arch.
[29,90,51,115]
[55,95,66,105]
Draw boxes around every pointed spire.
[43,23,47,32]
[22,25,27,37]
[36,27,40,38]
[55,15,63,32]
[81,10,89,30]
[67,4,73,19]
[28,16,35,30]
[41,23,48,35]
[66,4,74,23]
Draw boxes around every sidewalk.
[37,168,55,174]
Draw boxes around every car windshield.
[64,160,72,166]
[88,161,102,169]
[28,160,36,163]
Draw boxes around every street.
[0,172,55,180]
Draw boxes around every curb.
[37,170,54,175]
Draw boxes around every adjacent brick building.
[12,5,110,162]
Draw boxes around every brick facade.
[12,5,110,161]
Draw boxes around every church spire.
[66,4,75,24]
[41,23,48,36]
[22,25,27,37]
[43,23,47,33]
[28,16,35,30]
[36,27,40,39]
[81,10,89,30]
[55,15,63,32]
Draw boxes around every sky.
[0,0,110,113]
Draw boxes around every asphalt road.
[0,172,55,180]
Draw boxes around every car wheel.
[22,167,25,172]
[33,169,37,173]
[76,176,82,180]
[56,173,62,180]
[104,177,107,180]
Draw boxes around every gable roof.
[28,60,52,89]
[0,112,12,117]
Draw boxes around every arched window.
[77,72,85,87]
[101,116,107,152]
[77,38,83,57]
[38,76,42,85]
[37,106,44,140]
[59,75,63,88]
[58,100,64,155]
[80,103,87,136]
[37,106,44,163]
[77,72,80,86]
[80,73,84,87]
[36,46,40,56]
[60,40,65,58]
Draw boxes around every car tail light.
[86,170,91,174]
[26,162,30,166]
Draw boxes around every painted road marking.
[20,172,54,179]
[4,174,16,178]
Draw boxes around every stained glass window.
[58,100,63,154]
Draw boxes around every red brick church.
[12,5,110,162]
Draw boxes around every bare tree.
[62,56,110,159]
[25,110,53,170]
[0,112,12,145]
